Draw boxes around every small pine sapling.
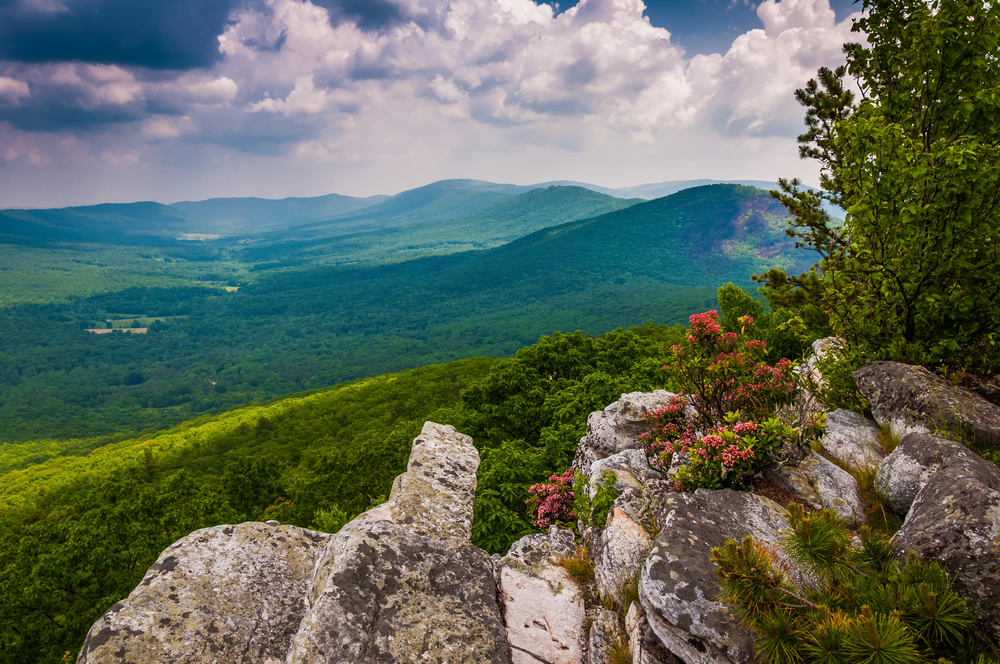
[711,503,981,663]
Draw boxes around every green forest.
[4,1,1000,660]
[0,184,808,442]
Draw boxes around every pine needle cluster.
[711,504,990,663]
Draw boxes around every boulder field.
[77,354,1000,663]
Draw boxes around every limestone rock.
[286,421,506,663]
[79,421,508,664]
[641,489,797,664]
[77,522,330,664]
[498,527,586,664]
[763,451,866,524]
[574,391,680,472]
[893,451,1000,633]
[588,608,623,664]
[821,408,883,469]
[589,448,665,498]
[594,508,653,605]
[626,602,684,664]
[795,337,845,419]
[876,433,972,515]
[854,361,1000,450]
[798,337,844,389]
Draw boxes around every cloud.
[0,0,865,207]
[142,115,196,139]
[0,76,29,106]
[0,0,237,69]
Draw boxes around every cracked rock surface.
[640,489,798,664]
[893,448,1000,634]
[78,421,507,664]
[498,527,586,664]
[854,361,1000,450]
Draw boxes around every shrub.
[644,410,823,492]
[663,310,797,427]
[711,503,982,663]
[525,468,618,530]
[644,310,824,491]
[573,469,618,530]
[525,469,575,528]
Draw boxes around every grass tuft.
[605,626,633,664]
[556,544,594,585]
[877,424,901,454]
[824,454,904,535]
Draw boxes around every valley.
[0,178,815,663]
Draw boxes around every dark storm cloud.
[0,99,142,132]
[315,0,404,30]
[0,0,237,69]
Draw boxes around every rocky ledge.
[77,422,508,664]
[77,354,1000,664]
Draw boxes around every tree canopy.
[770,0,1000,369]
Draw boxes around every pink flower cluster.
[526,469,575,527]
[663,310,799,426]
[642,395,698,470]
[687,310,723,344]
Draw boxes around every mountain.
[276,179,536,239]
[169,192,390,233]
[0,178,814,248]
[239,185,643,270]
[0,202,200,246]
[0,184,814,442]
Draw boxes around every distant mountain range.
[0,178,798,246]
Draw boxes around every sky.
[0,0,863,208]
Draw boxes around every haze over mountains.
[0,178,787,247]
[0,183,814,441]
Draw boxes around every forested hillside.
[0,184,812,442]
[0,322,686,663]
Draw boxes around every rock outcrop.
[78,422,508,664]
[763,451,865,524]
[77,522,330,664]
[574,390,679,476]
[854,361,1000,449]
[640,489,798,664]
[893,446,1000,633]
[594,507,653,605]
[497,526,586,664]
[821,408,883,469]
[77,368,1000,664]
[876,432,972,514]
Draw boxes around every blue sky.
[0,0,863,207]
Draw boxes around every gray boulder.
[821,408,883,469]
[77,522,330,664]
[854,361,1000,450]
[79,422,508,664]
[589,448,665,498]
[763,451,866,524]
[588,608,623,664]
[594,507,653,605]
[640,489,798,664]
[893,451,1000,634]
[876,433,972,515]
[574,391,681,472]
[498,527,586,664]
[626,602,684,664]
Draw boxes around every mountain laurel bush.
[643,310,824,491]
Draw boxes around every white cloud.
[159,75,239,105]
[0,0,866,205]
[142,115,197,139]
[49,63,143,108]
[0,77,29,106]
